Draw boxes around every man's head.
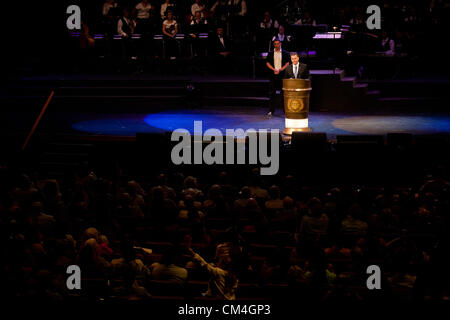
[217,27,224,36]
[290,52,299,65]
[278,25,285,35]
[273,39,281,51]
[195,10,202,20]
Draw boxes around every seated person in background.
[299,197,329,241]
[259,11,279,51]
[228,0,248,37]
[210,26,232,73]
[77,238,111,278]
[349,11,364,32]
[191,0,206,17]
[151,245,188,284]
[340,203,368,237]
[379,31,395,55]
[103,0,118,16]
[264,185,284,214]
[189,8,209,56]
[260,11,279,30]
[160,0,176,20]
[111,240,152,298]
[284,52,309,79]
[295,11,316,26]
[118,8,136,38]
[135,0,153,18]
[271,25,292,51]
[190,10,208,29]
[102,0,120,34]
[162,11,179,58]
[111,240,151,278]
[210,0,230,27]
[117,8,137,61]
[135,0,155,34]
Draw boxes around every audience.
[1,155,449,301]
[160,0,176,20]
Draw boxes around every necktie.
[294,65,298,78]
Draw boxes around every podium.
[282,79,312,135]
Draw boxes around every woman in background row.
[162,11,179,59]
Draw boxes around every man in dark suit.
[210,26,232,73]
[266,38,290,116]
[284,52,309,79]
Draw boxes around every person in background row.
[118,8,136,38]
[379,31,395,55]
[258,11,279,51]
[210,0,230,30]
[102,0,120,35]
[260,11,279,30]
[227,0,247,37]
[210,26,232,73]
[151,245,188,284]
[349,10,364,32]
[102,0,118,16]
[191,0,206,17]
[189,10,209,57]
[135,0,155,34]
[160,0,176,20]
[295,11,316,26]
[162,11,179,59]
[135,0,153,20]
[271,25,292,51]
[117,8,137,64]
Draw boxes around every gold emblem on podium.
[288,99,304,112]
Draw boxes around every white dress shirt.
[274,50,282,70]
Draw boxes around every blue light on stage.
[71,110,450,138]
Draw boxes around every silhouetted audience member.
[188,247,238,300]
[151,245,188,283]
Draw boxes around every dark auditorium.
[1,0,450,313]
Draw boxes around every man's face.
[273,41,281,50]
[217,28,224,36]
[291,55,299,65]
[279,26,285,34]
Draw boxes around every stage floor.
[6,107,450,142]
[67,108,450,140]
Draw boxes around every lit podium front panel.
[282,79,312,135]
